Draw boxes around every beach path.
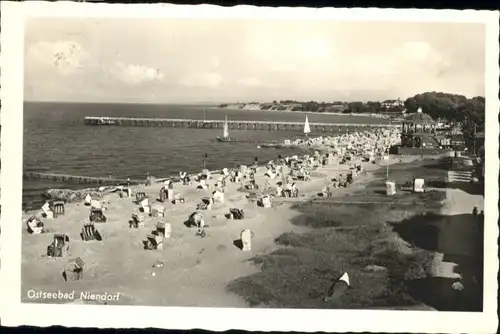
[425,187,484,310]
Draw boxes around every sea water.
[22,102,388,209]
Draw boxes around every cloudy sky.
[24,19,485,103]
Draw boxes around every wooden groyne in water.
[23,172,145,185]
[84,117,397,132]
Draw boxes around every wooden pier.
[84,116,397,132]
[23,172,145,185]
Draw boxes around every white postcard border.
[0,2,498,333]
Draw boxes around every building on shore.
[400,107,439,149]
[474,131,485,156]
[326,104,349,113]
[241,103,261,110]
[226,103,244,109]
[381,98,404,110]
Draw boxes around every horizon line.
[24,92,486,106]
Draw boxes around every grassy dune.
[228,159,449,309]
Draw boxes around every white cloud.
[295,38,333,61]
[395,41,452,70]
[112,62,164,85]
[397,41,435,62]
[353,41,454,85]
[180,72,223,88]
[210,56,221,69]
[270,64,296,72]
[355,54,396,77]
[27,40,88,76]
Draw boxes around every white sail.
[303,115,311,134]
[223,116,229,138]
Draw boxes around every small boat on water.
[217,115,232,142]
[259,116,310,148]
[259,143,282,148]
[260,140,292,149]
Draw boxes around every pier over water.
[84,116,397,132]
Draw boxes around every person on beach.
[196,216,206,237]
[477,210,484,234]
[291,183,298,197]
[276,182,283,196]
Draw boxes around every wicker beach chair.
[240,229,253,251]
[156,222,171,239]
[80,222,102,241]
[135,192,147,203]
[47,233,70,257]
[159,188,167,202]
[152,233,165,247]
[90,208,107,223]
[51,201,65,217]
[229,208,244,220]
[151,205,165,218]
[145,234,163,250]
[26,216,44,235]
[197,197,213,210]
[413,178,426,193]
[63,257,85,281]
[130,213,145,228]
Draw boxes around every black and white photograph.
[0,2,498,332]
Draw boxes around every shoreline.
[212,106,391,119]
[27,134,374,209]
[32,144,389,208]
[25,141,325,210]
[27,155,306,210]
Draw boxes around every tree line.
[346,101,405,114]
[287,93,486,132]
[219,92,486,132]
[404,92,485,132]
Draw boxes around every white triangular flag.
[324,272,350,302]
[339,272,350,286]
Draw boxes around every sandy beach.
[22,148,390,306]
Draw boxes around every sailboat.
[303,115,311,135]
[216,115,232,142]
[259,115,312,148]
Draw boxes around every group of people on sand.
[281,127,400,149]
[163,127,400,236]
